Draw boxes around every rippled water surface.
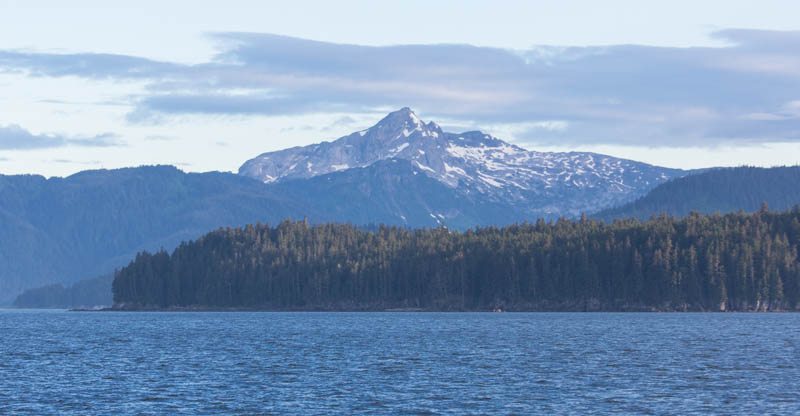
[1,311,799,414]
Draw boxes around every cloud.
[0,124,123,150]
[279,125,315,133]
[330,116,356,126]
[0,50,180,79]
[68,132,122,147]
[144,134,177,141]
[51,159,102,165]
[2,30,800,146]
[319,116,358,132]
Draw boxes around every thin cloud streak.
[0,125,123,150]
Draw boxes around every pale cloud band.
[0,125,122,150]
[1,29,799,147]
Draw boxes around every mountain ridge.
[0,162,513,302]
[239,108,689,218]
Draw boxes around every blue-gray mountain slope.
[593,166,800,222]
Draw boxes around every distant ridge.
[0,166,308,303]
[0,163,519,302]
[12,274,113,309]
[593,166,800,222]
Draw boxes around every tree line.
[113,204,800,311]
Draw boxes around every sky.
[2,0,800,177]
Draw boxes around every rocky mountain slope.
[271,158,525,229]
[240,108,688,218]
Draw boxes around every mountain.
[13,110,782,304]
[593,166,800,222]
[0,163,513,302]
[0,109,697,302]
[0,166,313,303]
[240,108,689,218]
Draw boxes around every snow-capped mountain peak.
[239,108,687,217]
[367,107,438,141]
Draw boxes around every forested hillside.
[593,166,800,222]
[114,206,800,311]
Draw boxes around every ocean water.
[0,310,798,415]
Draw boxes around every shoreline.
[70,304,800,313]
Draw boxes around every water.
[1,311,799,415]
